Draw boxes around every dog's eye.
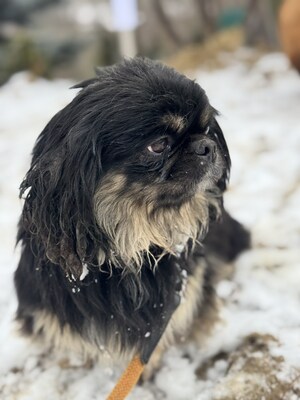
[147,138,169,154]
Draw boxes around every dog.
[15,57,250,378]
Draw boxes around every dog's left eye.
[147,138,169,154]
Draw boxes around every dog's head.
[20,58,230,276]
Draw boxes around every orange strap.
[106,356,145,400]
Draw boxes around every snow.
[0,52,300,399]
[79,263,89,281]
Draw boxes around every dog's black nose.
[191,138,216,161]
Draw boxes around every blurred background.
[1,2,300,399]
[0,0,298,84]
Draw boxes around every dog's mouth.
[197,150,228,191]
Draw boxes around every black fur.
[15,57,250,363]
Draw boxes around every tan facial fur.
[162,114,186,133]
[94,172,219,272]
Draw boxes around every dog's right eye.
[147,138,169,154]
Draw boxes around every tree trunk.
[152,0,183,47]
[245,0,278,47]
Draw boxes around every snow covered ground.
[0,51,299,399]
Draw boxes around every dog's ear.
[71,66,113,90]
[20,93,106,278]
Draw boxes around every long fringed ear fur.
[19,85,106,278]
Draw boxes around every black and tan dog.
[15,57,249,377]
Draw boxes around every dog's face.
[90,60,230,206]
[21,58,230,276]
[100,97,228,208]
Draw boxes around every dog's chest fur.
[16,239,209,364]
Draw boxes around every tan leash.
[106,264,183,400]
[106,356,144,400]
